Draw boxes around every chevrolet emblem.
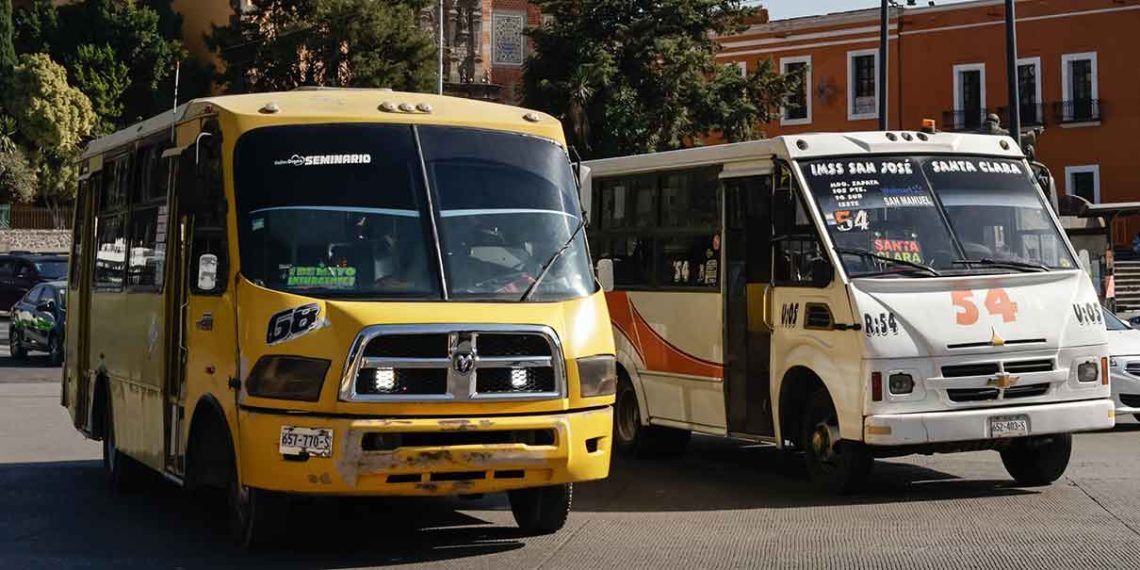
[988,372,1020,389]
[990,327,1005,347]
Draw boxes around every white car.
[1104,308,1140,422]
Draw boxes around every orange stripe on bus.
[605,291,723,379]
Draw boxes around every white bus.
[584,131,1115,492]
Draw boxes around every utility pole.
[879,0,889,130]
[437,0,444,95]
[1004,0,1020,145]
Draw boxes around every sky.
[759,0,977,20]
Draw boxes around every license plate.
[990,415,1029,438]
[279,426,333,457]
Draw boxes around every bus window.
[774,164,829,286]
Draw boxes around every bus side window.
[180,125,228,296]
[772,164,831,288]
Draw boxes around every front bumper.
[864,398,1115,446]
[238,407,613,496]
[1110,369,1140,415]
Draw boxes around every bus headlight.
[1077,361,1099,383]
[246,356,330,401]
[577,355,617,398]
[888,373,915,395]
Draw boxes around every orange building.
[720,0,1140,245]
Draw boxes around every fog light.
[1077,361,1098,383]
[888,373,914,395]
[510,369,529,389]
[374,368,396,392]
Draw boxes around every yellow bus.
[64,88,616,545]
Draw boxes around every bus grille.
[340,325,564,402]
[947,383,1049,403]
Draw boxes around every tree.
[0,135,36,204]
[15,0,185,129]
[210,0,437,93]
[523,0,795,159]
[0,0,15,74]
[5,53,95,226]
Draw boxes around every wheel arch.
[185,394,235,490]
[90,372,110,440]
[614,330,650,427]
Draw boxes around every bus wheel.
[999,434,1071,486]
[227,478,286,548]
[802,390,872,494]
[508,483,571,535]
[9,327,25,360]
[614,374,690,457]
[101,393,139,492]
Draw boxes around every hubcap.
[810,421,841,466]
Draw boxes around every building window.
[952,63,985,130]
[491,11,525,66]
[1017,57,1042,126]
[781,55,811,126]
[1061,52,1099,123]
[1065,165,1100,204]
[736,61,748,77]
[847,50,878,120]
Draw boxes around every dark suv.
[0,253,68,315]
[10,281,66,365]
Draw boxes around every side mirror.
[36,300,54,312]
[197,253,219,291]
[577,164,593,223]
[810,258,834,288]
[596,258,614,293]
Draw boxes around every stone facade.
[0,230,71,254]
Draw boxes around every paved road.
[2,349,1139,568]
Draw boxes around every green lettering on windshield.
[285,266,357,289]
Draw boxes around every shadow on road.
[577,435,1034,512]
[0,460,525,567]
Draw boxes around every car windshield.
[1104,308,1129,331]
[234,124,592,302]
[34,260,68,280]
[800,155,1076,277]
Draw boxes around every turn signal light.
[246,356,330,401]
[871,372,883,402]
[921,118,937,133]
[1102,357,1110,386]
[577,355,617,398]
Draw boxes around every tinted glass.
[1104,308,1129,331]
[418,126,592,301]
[234,124,436,299]
[34,260,68,280]
[802,156,1076,277]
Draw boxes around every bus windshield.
[799,155,1076,277]
[234,124,592,302]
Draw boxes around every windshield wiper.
[952,258,1049,273]
[835,247,942,277]
[520,215,587,302]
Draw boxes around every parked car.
[9,281,66,365]
[1104,308,1140,422]
[0,253,68,315]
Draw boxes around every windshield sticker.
[266,303,323,345]
[286,266,357,289]
[273,154,372,167]
[873,238,923,264]
[930,159,1023,175]
[833,210,870,232]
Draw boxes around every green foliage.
[0,0,15,74]
[210,0,437,93]
[524,0,795,159]
[15,0,186,127]
[4,53,95,209]
[0,134,36,203]
[72,44,131,134]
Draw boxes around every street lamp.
[878,0,912,131]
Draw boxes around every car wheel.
[48,334,63,367]
[9,327,26,360]
[509,483,572,535]
[801,389,873,494]
[1000,434,1071,486]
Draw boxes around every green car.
[9,280,66,366]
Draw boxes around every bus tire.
[802,390,872,494]
[9,326,26,360]
[101,389,140,492]
[999,433,1071,487]
[509,483,571,535]
[614,374,690,457]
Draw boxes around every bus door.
[723,174,775,436]
[67,174,96,430]
[162,148,189,476]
